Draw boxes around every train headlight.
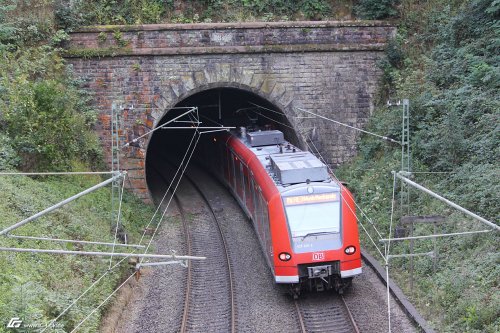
[278,252,292,261]
[344,246,356,255]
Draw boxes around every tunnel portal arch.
[144,84,303,202]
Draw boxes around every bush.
[354,0,399,20]
[0,47,101,171]
[339,1,499,331]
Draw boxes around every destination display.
[284,193,339,206]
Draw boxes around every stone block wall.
[66,21,395,203]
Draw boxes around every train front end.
[268,153,361,296]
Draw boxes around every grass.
[0,174,154,332]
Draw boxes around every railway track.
[294,293,360,333]
[152,163,236,333]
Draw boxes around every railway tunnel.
[145,87,300,202]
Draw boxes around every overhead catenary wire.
[248,102,388,260]
[40,254,131,333]
[44,114,203,331]
[139,130,202,265]
[122,107,197,148]
[295,107,401,144]
[44,141,199,331]
[304,137,387,261]
[306,137,384,238]
[250,102,387,238]
[66,114,203,332]
[69,271,137,333]
[136,126,199,248]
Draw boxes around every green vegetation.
[337,0,499,331]
[0,175,154,333]
[0,1,154,331]
[59,0,358,25]
[1,0,498,332]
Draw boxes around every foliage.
[0,47,101,172]
[338,0,499,331]
[354,0,399,20]
[72,0,172,25]
[0,174,153,332]
[69,0,349,25]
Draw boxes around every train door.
[228,150,236,189]
[251,179,262,238]
[219,139,226,179]
[260,194,273,264]
[244,168,253,216]
[234,157,244,200]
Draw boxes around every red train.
[204,128,361,297]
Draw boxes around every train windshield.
[283,192,341,253]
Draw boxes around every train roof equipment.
[270,152,329,185]
[236,128,333,187]
[246,130,284,147]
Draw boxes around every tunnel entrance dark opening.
[145,87,298,202]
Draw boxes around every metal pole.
[122,108,196,147]
[199,129,232,135]
[385,263,391,333]
[387,251,434,259]
[395,172,499,230]
[160,126,236,130]
[136,260,188,268]
[379,229,492,242]
[0,246,206,260]
[0,171,114,176]
[0,173,124,236]
[7,234,145,248]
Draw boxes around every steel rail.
[182,172,237,333]
[174,194,193,333]
[341,295,361,333]
[294,300,307,333]
[294,295,359,333]
[149,166,192,333]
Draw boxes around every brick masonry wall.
[66,21,395,203]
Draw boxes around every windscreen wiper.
[300,231,336,241]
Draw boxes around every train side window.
[240,162,246,203]
[252,181,258,222]
[245,171,254,216]
[234,158,243,200]
[229,150,235,188]
[220,142,226,177]
[255,187,263,237]
[260,193,271,259]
